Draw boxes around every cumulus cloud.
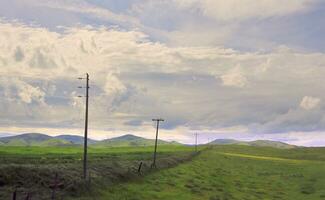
[300,96,321,110]
[174,0,315,21]
[2,0,322,52]
[17,82,46,104]
[220,67,248,88]
[125,0,322,50]
[251,95,323,133]
[0,19,325,141]
[0,0,325,147]
[104,73,127,95]
[23,0,142,28]
[0,78,46,104]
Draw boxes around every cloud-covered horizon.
[0,0,325,146]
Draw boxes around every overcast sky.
[1,0,325,146]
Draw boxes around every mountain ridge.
[0,133,70,146]
[210,139,296,149]
[0,133,181,147]
[0,133,297,148]
[55,135,98,145]
[95,134,181,147]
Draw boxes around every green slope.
[38,138,72,146]
[98,145,325,200]
[55,135,98,145]
[249,140,296,149]
[94,134,181,147]
[210,139,249,145]
[210,139,295,149]
[5,138,28,146]
[0,133,180,147]
[0,133,51,146]
[0,133,73,146]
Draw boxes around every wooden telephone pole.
[151,118,164,168]
[195,133,198,152]
[78,73,89,180]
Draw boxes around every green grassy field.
[0,145,198,199]
[92,145,325,200]
[1,145,325,200]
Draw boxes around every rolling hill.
[210,139,249,145]
[0,133,181,147]
[0,133,98,146]
[0,133,72,146]
[55,135,98,145]
[210,139,296,149]
[249,140,296,149]
[0,133,296,148]
[95,134,181,147]
[0,133,14,138]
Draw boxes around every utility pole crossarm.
[152,118,164,122]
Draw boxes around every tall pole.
[151,118,164,168]
[83,73,89,180]
[195,133,198,152]
[78,73,89,180]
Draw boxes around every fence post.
[12,190,17,200]
[51,173,58,200]
[88,171,91,186]
[25,192,31,200]
[137,162,143,175]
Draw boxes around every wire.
[0,73,87,81]
[0,74,54,81]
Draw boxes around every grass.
[95,145,325,200]
[0,145,199,199]
[1,145,325,200]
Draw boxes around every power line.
[0,74,59,80]
[0,73,91,82]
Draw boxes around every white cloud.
[0,0,324,147]
[17,82,45,104]
[104,73,127,95]
[0,78,46,104]
[24,0,142,28]
[1,20,325,143]
[220,67,248,88]
[174,0,315,21]
[300,96,321,110]
[3,0,320,51]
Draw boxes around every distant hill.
[0,133,53,146]
[0,133,181,147]
[210,139,296,149]
[38,138,72,146]
[0,133,14,138]
[95,134,181,147]
[0,133,73,146]
[55,135,97,145]
[210,139,249,145]
[249,140,296,149]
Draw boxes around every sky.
[0,0,325,146]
